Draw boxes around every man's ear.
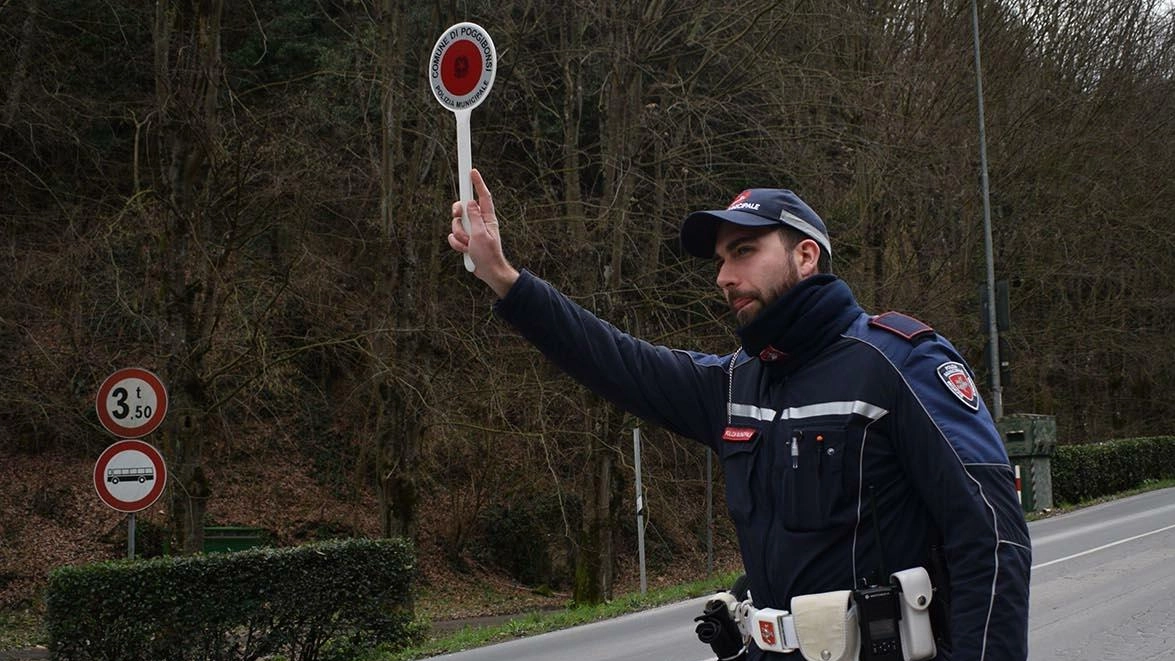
[795,238,821,278]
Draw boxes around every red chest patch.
[723,427,757,442]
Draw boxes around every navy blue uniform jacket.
[495,270,1031,661]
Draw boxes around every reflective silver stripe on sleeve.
[780,400,889,421]
[729,403,778,421]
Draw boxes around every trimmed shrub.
[1052,436,1175,505]
[45,537,420,661]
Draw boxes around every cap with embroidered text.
[680,189,831,259]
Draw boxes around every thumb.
[465,198,483,230]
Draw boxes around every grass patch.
[0,606,47,651]
[1025,477,1175,521]
[378,571,742,661]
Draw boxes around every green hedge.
[46,537,421,661]
[1051,436,1175,505]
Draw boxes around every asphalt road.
[1027,488,1175,660]
[430,487,1175,661]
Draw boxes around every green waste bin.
[203,526,265,553]
[997,414,1056,512]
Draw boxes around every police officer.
[448,169,1030,661]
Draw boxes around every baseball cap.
[680,188,831,259]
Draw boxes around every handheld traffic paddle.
[429,22,497,272]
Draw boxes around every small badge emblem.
[727,190,752,209]
[758,346,787,362]
[937,362,979,412]
[759,620,777,646]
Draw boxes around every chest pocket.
[718,428,762,523]
[778,427,850,531]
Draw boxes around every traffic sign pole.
[634,428,647,595]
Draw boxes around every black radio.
[854,583,903,661]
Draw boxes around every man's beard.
[728,268,801,326]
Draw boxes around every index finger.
[471,168,494,215]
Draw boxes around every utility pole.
[971,0,1003,418]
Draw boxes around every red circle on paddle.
[440,40,483,97]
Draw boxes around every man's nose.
[716,262,735,290]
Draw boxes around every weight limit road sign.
[95,367,168,438]
[93,439,168,513]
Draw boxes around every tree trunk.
[573,398,623,604]
[567,2,647,605]
[152,0,225,554]
[376,382,421,540]
[370,0,429,549]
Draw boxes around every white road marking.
[1030,502,1175,546]
[1032,523,1175,570]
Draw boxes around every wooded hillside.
[2,0,1173,608]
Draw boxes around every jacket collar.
[736,274,863,369]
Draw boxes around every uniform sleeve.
[890,340,1031,661]
[493,270,728,445]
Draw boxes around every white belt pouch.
[790,589,860,661]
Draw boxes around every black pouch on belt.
[927,542,952,646]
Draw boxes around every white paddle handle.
[456,109,475,272]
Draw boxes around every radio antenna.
[869,484,889,583]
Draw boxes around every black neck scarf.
[736,274,863,371]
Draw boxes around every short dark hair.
[779,227,832,274]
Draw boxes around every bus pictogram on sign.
[106,466,155,485]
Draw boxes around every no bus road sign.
[93,439,168,512]
[95,367,168,438]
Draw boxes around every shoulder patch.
[869,311,934,342]
[937,361,980,412]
